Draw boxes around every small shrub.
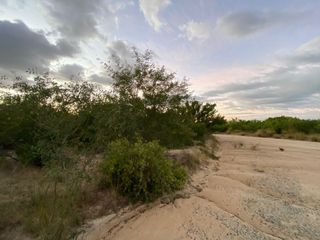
[101,139,187,202]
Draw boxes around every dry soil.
[82,134,320,240]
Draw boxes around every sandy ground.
[82,134,320,240]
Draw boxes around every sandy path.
[83,135,320,240]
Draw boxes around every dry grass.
[310,135,320,142]
[166,148,202,174]
[0,154,127,240]
[167,135,219,174]
[0,163,42,239]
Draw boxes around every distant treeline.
[222,117,320,141]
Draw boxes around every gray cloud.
[58,64,85,79]
[237,68,319,106]
[217,10,301,37]
[56,39,80,57]
[203,81,265,97]
[0,20,79,72]
[285,37,320,65]
[205,67,320,108]
[43,0,115,40]
[0,0,7,6]
[90,73,113,85]
[108,40,132,57]
[202,37,320,111]
[107,40,135,64]
[56,64,113,85]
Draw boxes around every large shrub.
[101,139,187,202]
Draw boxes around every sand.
[82,134,320,240]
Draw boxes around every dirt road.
[83,135,320,240]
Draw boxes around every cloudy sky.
[0,0,320,119]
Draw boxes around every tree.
[104,50,194,147]
[105,49,189,112]
[181,100,226,137]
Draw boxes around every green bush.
[101,139,187,202]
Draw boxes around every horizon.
[0,0,319,120]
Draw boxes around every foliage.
[226,116,320,140]
[107,50,189,111]
[105,50,194,147]
[0,50,224,165]
[227,119,263,133]
[0,75,100,165]
[101,139,187,202]
[180,100,227,137]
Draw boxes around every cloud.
[109,0,134,13]
[217,10,301,37]
[57,64,114,85]
[43,0,113,40]
[107,40,135,64]
[56,39,80,56]
[0,0,7,6]
[286,37,320,65]
[139,0,171,31]
[205,67,320,105]
[201,36,320,117]
[58,64,85,79]
[0,20,79,72]
[180,21,212,41]
[90,73,113,85]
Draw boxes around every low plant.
[101,139,187,202]
[23,159,93,240]
[24,184,82,240]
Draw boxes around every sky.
[0,0,319,119]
